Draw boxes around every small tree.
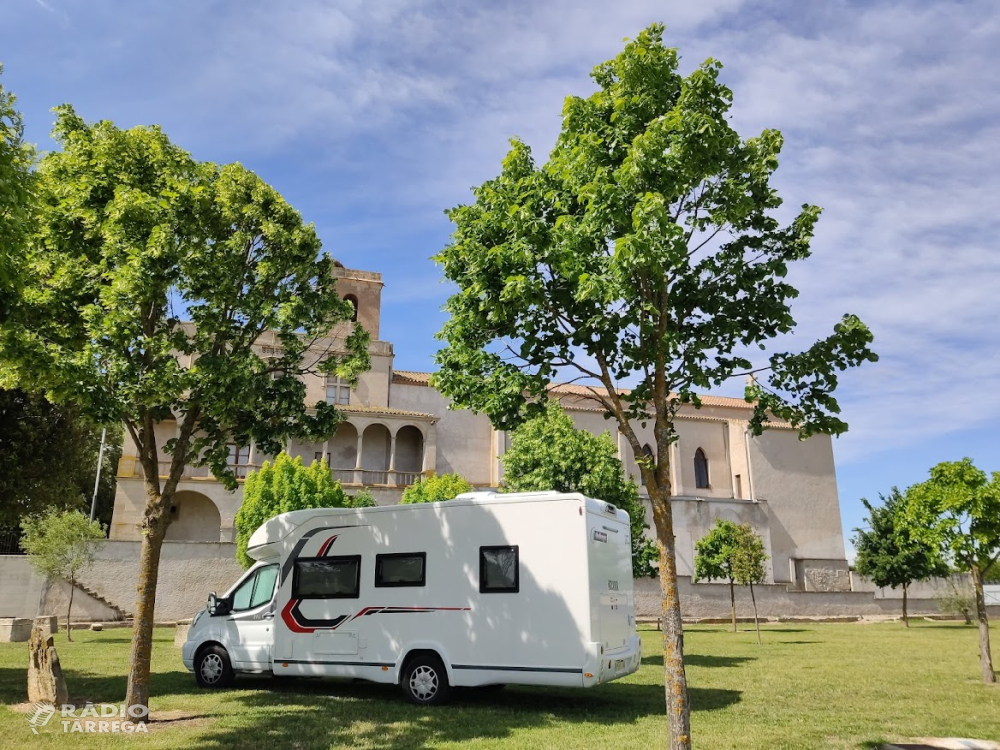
[431,25,876,747]
[693,519,741,632]
[731,523,768,645]
[235,453,363,567]
[21,510,106,641]
[907,459,1000,683]
[852,488,947,627]
[400,472,472,504]
[502,403,657,577]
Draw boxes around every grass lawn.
[0,622,997,749]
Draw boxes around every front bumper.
[181,640,197,672]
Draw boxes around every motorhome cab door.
[224,563,279,671]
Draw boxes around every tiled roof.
[391,370,757,411]
[392,370,433,386]
[340,404,436,419]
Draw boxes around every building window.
[479,546,519,593]
[227,444,248,467]
[734,474,743,499]
[344,295,359,322]
[694,448,710,489]
[326,377,351,406]
[375,552,426,587]
[293,556,361,599]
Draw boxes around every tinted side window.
[293,556,361,599]
[375,553,426,587]
[480,546,519,593]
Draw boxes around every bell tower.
[332,263,383,340]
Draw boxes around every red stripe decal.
[316,535,339,556]
[281,598,315,633]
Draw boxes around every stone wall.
[0,541,245,623]
[634,576,1000,620]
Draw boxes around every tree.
[502,403,657,577]
[235,453,369,567]
[907,459,1000,683]
[431,24,875,747]
[0,389,120,529]
[21,510,106,641]
[0,64,35,322]
[693,519,741,632]
[731,523,768,645]
[852,488,947,627]
[400,472,472,504]
[0,109,370,714]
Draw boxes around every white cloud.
[9,0,998,465]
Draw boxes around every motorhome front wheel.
[195,645,235,689]
[401,654,451,706]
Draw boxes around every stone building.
[109,264,852,591]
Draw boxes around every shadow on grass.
[173,677,739,750]
[642,654,755,668]
[0,667,207,706]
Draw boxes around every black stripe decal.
[452,664,583,674]
[280,659,393,667]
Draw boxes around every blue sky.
[3,0,998,554]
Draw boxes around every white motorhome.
[181,491,641,704]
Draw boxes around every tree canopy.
[235,452,369,568]
[0,108,371,712]
[400,472,473,504]
[501,403,657,577]
[906,459,999,682]
[852,488,947,626]
[431,24,875,747]
[0,65,34,322]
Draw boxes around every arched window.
[642,444,653,459]
[694,448,710,489]
[344,294,359,322]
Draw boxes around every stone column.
[421,425,437,475]
[387,431,398,487]
[354,429,364,485]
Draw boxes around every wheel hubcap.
[201,653,224,683]
[409,665,439,701]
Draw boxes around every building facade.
[109,265,852,591]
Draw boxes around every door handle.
[262,612,275,619]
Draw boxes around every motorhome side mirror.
[208,592,230,616]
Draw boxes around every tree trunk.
[729,579,736,633]
[125,464,176,719]
[67,576,75,643]
[902,583,908,628]
[749,581,761,646]
[649,489,691,750]
[970,564,996,683]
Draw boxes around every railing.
[395,472,420,487]
[331,469,357,484]
[0,528,25,555]
[120,458,259,481]
[358,470,388,485]
[329,468,421,487]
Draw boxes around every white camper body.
[182,491,641,703]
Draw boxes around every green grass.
[0,622,997,749]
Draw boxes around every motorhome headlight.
[191,610,204,629]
